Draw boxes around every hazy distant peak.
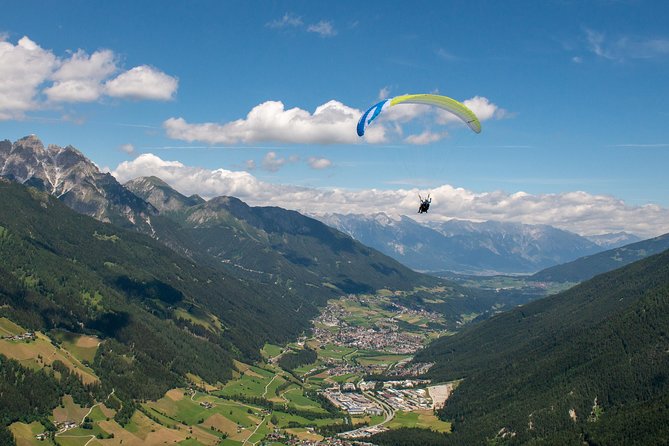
[584,232,642,249]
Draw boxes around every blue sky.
[1,0,669,236]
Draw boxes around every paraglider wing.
[390,94,481,133]
[357,99,389,137]
[356,94,481,137]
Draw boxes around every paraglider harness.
[418,194,431,214]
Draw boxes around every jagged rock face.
[0,135,156,229]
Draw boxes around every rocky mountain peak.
[1,135,155,231]
[16,134,45,151]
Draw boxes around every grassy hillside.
[416,247,669,444]
[531,232,669,283]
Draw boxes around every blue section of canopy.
[357,100,388,137]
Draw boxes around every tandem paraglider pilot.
[418,194,431,214]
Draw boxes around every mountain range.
[0,136,436,300]
[1,135,668,444]
[125,176,435,296]
[316,213,638,275]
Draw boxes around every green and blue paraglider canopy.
[356,93,481,137]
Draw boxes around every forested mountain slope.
[532,232,669,283]
[416,247,669,444]
[127,176,439,296]
[0,180,319,400]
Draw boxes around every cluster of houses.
[338,424,389,439]
[322,391,384,417]
[386,361,434,377]
[1,331,35,341]
[56,420,78,431]
[265,430,377,445]
[376,388,432,411]
[35,420,78,439]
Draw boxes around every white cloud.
[164,100,386,144]
[436,96,508,125]
[0,36,57,119]
[53,49,117,81]
[164,95,506,145]
[112,154,669,238]
[119,143,135,154]
[307,21,337,37]
[262,151,287,172]
[245,159,257,170]
[105,65,178,100]
[0,35,178,120]
[113,153,267,199]
[405,131,448,145]
[44,80,102,103]
[266,13,303,29]
[307,157,332,169]
[44,49,117,102]
[378,87,391,100]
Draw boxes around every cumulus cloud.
[405,131,448,145]
[262,151,287,172]
[436,96,508,125]
[307,157,332,169]
[44,49,117,102]
[163,95,505,145]
[105,65,178,100]
[119,143,135,154]
[0,35,178,120]
[112,154,669,238]
[266,12,303,29]
[164,100,386,144]
[0,36,57,119]
[307,20,337,37]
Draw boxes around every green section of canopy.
[389,94,482,133]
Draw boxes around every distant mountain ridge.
[126,177,436,296]
[532,231,669,282]
[317,212,615,275]
[584,231,641,249]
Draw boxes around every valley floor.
[4,289,463,446]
